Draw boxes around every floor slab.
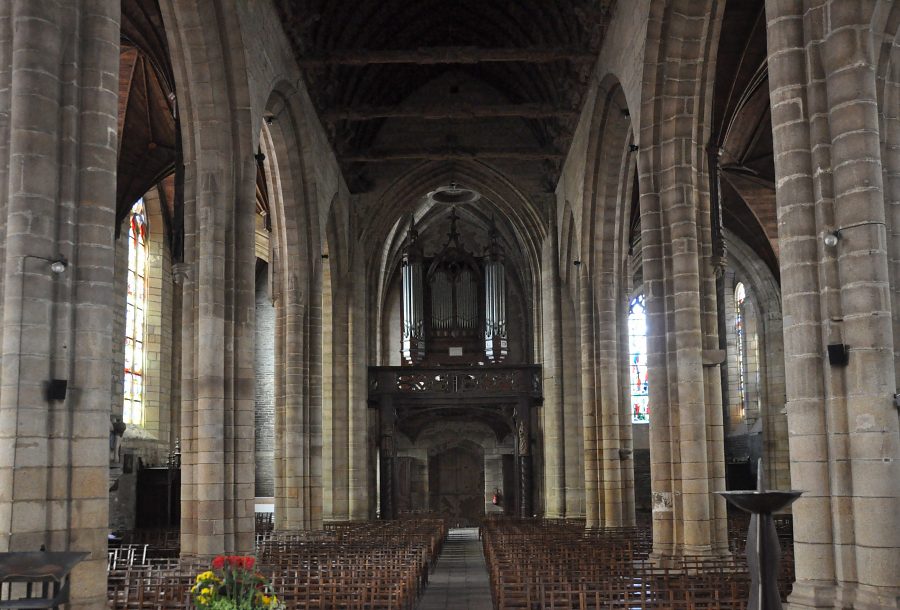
[416,527,494,610]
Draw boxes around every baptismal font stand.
[718,460,802,610]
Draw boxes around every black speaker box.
[45,379,68,401]
[827,344,849,367]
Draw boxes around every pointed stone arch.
[159,0,259,557]
[576,75,638,528]
[636,0,729,559]
[367,161,547,367]
[257,81,332,531]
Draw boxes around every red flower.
[212,556,226,570]
[242,557,255,570]
[226,556,242,568]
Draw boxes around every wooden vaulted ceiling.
[276,0,612,190]
[712,0,778,277]
[118,0,179,235]
[115,1,778,279]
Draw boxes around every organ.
[400,208,508,364]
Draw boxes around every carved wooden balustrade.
[368,365,541,404]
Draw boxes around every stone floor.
[416,527,494,610]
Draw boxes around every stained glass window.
[124,199,148,425]
[734,282,746,419]
[628,294,649,424]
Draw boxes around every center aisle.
[416,527,494,610]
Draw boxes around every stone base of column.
[789,582,900,610]
[649,547,731,571]
[786,581,838,610]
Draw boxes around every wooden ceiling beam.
[298,46,596,67]
[340,148,564,162]
[323,103,578,121]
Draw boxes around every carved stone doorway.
[428,441,485,526]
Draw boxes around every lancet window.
[628,294,649,423]
[124,199,148,425]
[734,282,747,418]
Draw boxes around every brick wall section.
[255,264,275,497]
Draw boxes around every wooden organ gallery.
[376,201,538,524]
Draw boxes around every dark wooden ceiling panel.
[713,0,779,277]
[117,0,179,236]
[275,0,611,189]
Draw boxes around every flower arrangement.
[191,555,283,610]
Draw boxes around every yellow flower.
[196,571,216,583]
[197,595,209,605]
[201,587,212,596]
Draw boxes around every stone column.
[176,156,256,556]
[638,0,728,560]
[540,227,566,517]
[616,290,637,524]
[163,0,258,554]
[578,267,601,527]
[561,282,585,518]
[323,266,351,521]
[322,260,334,518]
[347,254,370,521]
[765,2,900,607]
[275,280,317,530]
[822,13,899,606]
[274,267,324,531]
[592,258,632,527]
[0,1,120,607]
[762,309,790,491]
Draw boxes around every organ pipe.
[485,220,508,361]
[401,217,425,363]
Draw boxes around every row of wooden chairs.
[482,517,795,610]
[107,518,446,609]
[256,512,275,533]
[107,544,149,570]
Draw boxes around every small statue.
[516,418,529,456]
[109,415,126,463]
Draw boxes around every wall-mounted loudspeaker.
[827,344,849,367]
[45,379,68,401]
